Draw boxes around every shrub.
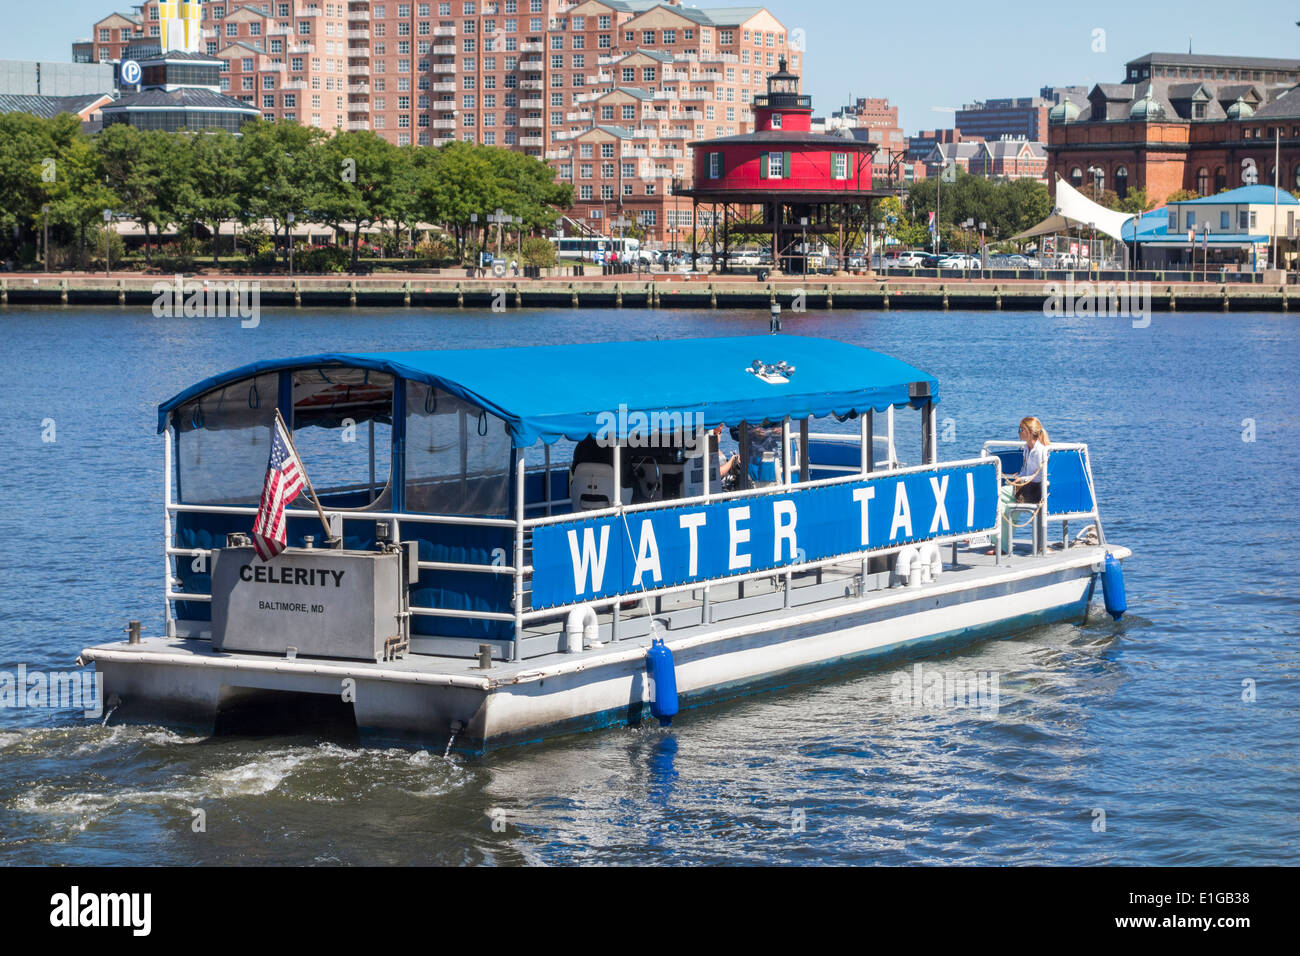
[521,235,557,268]
[298,245,350,273]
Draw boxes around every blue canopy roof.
[1169,185,1298,206]
[157,335,939,446]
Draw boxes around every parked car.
[938,254,981,270]
[892,250,929,268]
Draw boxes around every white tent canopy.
[1052,175,1134,242]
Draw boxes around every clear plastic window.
[405,382,512,515]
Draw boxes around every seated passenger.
[991,416,1049,555]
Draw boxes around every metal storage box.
[210,547,403,662]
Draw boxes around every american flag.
[251,416,305,561]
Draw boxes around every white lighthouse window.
[770,112,782,128]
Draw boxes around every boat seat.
[570,462,630,511]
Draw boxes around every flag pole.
[275,407,334,542]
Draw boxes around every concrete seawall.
[0,274,1292,312]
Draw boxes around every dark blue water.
[1,306,1297,865]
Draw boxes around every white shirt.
[1018,441,1048,484]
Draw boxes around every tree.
[0,113,59,260]
[413,141,501,258]
[318,131,412,272]
[236,120,331,266]
[97,124,173,265]
[39,114,117,267]
[186,130,242,263]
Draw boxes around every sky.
[5,0,1296,136]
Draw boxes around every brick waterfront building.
[75,0,798,242]
[1047,52,1300,208]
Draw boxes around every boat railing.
[511,453,1005,660]
[979,441,1107,554]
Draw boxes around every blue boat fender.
[646,638,679,727]
[1101,552,1127,621]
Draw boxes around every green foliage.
[521,235,557,267]
[1165,189,1201,203]
[900,173,1052,246]
[297,245,351,273]
[0,115,577,272]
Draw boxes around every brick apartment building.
[1047,52,1300,207]
[75,0,798,242]
[823,95,911,184]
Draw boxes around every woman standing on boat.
[992,416,1049,555]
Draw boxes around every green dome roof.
[1226,96,1255,119]
[1048,99,1081,124]
[1129,90,1167,121]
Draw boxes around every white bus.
[549,236,641,262]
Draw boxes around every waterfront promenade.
[0,269,1293,311]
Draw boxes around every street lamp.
[42,204,49,274]
[287,211,295,276]
[1088,220,1096,276]
[102,209,112,277]
[1086,166,1102,201]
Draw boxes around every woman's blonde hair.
[1020,416,1049,445]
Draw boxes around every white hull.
[85,545,1125,753]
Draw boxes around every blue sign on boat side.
[530,460,1000,608]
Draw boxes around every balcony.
[348,63,371,76]
[520,135,543,146]
[347,120,370,131]
[545,149,567,159]
[521,41,543,53]
[348,83,370,94]
[282,79,306,90]
[433,26,455,37]
[520,117,543,128]
[521,97,543,108]
[432,118,456,129]
[432,42,455,54]
[431,61,456,73]
[521,79,543,90]
[565,110,591,121]
[431,81,456,92]
[348,10,370,21]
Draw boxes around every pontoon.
[80,334,1129,753]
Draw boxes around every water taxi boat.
[80,334,1129,753]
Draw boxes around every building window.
[831,153,847,180]
[770,112,781,129]
[708,152,722,178]
[1196,167,1209,196]
[1069,167,1083,188]
[762,151,786,179]
[1219,211,1230,230]
[1115,166,1128,199]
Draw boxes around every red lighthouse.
[676,57,882,274]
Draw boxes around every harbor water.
[0,306,1296,865]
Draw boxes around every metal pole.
[163,427,176,638]
[512,448,525,662]
[1273,128,1281,270]
[42,205,49,274]
[859,412,869,474]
